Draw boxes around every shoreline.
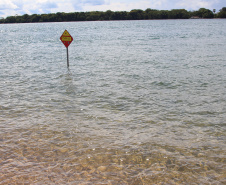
[1,18,225,25]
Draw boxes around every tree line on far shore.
[1,7,226,24]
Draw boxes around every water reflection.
[59,69,75,94]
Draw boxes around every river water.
[0,19,226,184]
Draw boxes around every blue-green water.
[0,20,226,184]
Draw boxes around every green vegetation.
[191,8,214,18]
[0,7,225,24]
[217,7,226,18]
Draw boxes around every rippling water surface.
[0,20,226,184]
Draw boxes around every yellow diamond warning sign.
[60,30,73,48]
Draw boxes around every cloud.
[69,0,107,11]
[82,0,153,12]
[0,0,18,10]
[83,0,106,6]
[175,0,218,10]
[40,1,58,9]
[14,0,58,15]
[35,1,58,14]
[0,11,4,17]
[0,0,225,18]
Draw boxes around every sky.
[0,0,225,18]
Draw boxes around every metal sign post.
[60,30,73,68]
[67,47,69,68]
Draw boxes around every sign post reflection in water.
[60,30,73,68]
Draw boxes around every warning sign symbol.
[62,30,71,36]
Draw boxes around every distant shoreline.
[1,18,225,25]
[1,7,225,24]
